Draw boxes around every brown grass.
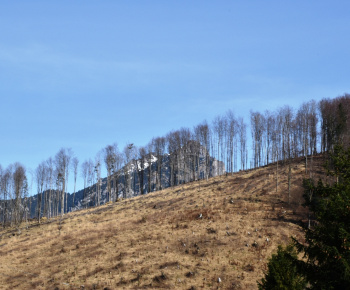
[0,155,327,289]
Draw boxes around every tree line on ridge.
[1,94,349,227]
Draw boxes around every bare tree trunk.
[72,157,78,208]
[276,159,278,193]
[61,177,65,216]
[288,159,291,204]
[305,154,308,174]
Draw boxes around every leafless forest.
[1,94,349,226]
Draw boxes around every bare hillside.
[0,155,327,289]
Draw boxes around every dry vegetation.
[0,155,328,289]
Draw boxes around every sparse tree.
[137,147,146,195]
[194,121,211,180]
[320,95,350,153]
[251,111,266,168]
[55,148,71,216]
[153,136,166,190]
[104,145,116,202]
[12,163,27,226]
[0,166,12,227]
[72,157,79,208]
[87,159,95,207]
[212,115,226,172]
[35,161,47,223]
[225,110,236,175]
[81,160,89,207]
[179,127,192,183]
[272,113,282,192]
[265,110,275,165]
[111,145,123,201]
[237,117,248,170]
[166,131,178,187]
[94,153,102,206]
[279,106,294,203]
[146,142,154,193]
[296,101,318,174]
[123,143,135,198]
[43,158,54,219]
[64,149,73,213]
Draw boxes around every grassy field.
[0,155,327,289]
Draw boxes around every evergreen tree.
[293,144,350,289]
[260,144,350,289]
[258,244,306,290]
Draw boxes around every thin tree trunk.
[288,159,291,204]
[276,159,278,193]
[61,178,65,216]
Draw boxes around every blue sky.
[1,1,350,194]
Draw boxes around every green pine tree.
[259,144,350,289]
[293,144,350,289]
[258,244,306,290]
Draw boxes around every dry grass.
[0,155,327,289]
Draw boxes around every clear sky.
[1,1,350,194]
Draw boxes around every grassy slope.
[0,155,327,289]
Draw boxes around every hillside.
[0,154,327,289]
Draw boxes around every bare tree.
[0,166,11,227]
[212,115,226,171]
[55,148,71,216]
[104,145,115,202]
[187,135,201,182]
[72,157,79,208]
[264,111,275,165]
[279,106,294,203]
[54,168,62,217]
[43,158,54,219]
[103,143,123,201]
[238,117,248,170]
[26,169,34,220]
[271,112,282,192]
[296,101,318,173]
[145,142,155,192]
[250,111,266,168]
[12,163,27,226]
[153,136,166,190]
[94,153,102,206]
[166,131,177,187]
[137,147,146,195]
[87,159,95,207]
[111,144,123,201]
[179,127,192,183]
[65,149,73,213]
[319,95,350,152]
[35,161,47,223]
[123,143,135,198]
[194,121,211,180]
[81,160,89,207]
[225,110,236,175]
